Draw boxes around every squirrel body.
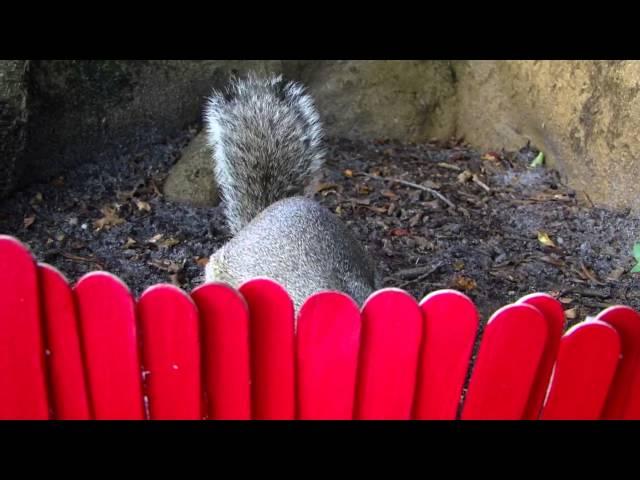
[203,74,378,310]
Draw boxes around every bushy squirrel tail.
[204,73,326,234]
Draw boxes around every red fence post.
[74,272,145,420]
[138,284,202,420]
[38,264,91,419]
[0,236,49,419]
[192,283,252,420]
[296,291,361,420]
[461,303,548,420]
[354,289,423,420]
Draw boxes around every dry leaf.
[367,206,388,214]
[157,237,180,249]
[537,231,556,248]
[315,183,339,193]
[452,275,477,292]
[453,260,465,271]
[607,266,625,282]
[457,170,473,183]
[381,190,398,200]
[343,169,354,178]
[135,199,152,212]
[481,152,501,162]
[558,297,574,304]
[565,307,577,320]
[23,214,36,229]
[30,192,43,205]
[195,256,210,267]
[390,228,410,237]
[357,185,372,195]
[147,233,164,244]
[123,237,137,249]
[94,206,125,231]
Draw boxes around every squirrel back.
[205,73,325,234]
[204,74,378,310]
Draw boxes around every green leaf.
[530,152,545,168]
[632,243,640,274]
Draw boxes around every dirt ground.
[1,128,639,329]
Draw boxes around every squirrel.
[203,73,379,311]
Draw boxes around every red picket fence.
[1,233,639,420]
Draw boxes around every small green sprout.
[530,152,545,168]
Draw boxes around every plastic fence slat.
[413,290,478,420]
[192,283,251,420]
[540,321,620,420]
[597,306,640,419]
[38,264,91,419]
[239,278,295,420]
[74,272,145,420]
[138,285,202,420]
[0,236,49,419]
[296,291,361,420]
[354,289,423,420]
[461,303,547,420]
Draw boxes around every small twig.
[61,252,104,269]
[396,263,444,289]
[359,172,456,210]
[472,174,491,192]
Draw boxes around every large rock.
[0,60,29,199]
[21,60,283,185]
[453,60,640,211]
[163,131,219,207]
[10,59,640,212]
[285,60,458,141]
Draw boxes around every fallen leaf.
[94,206,125,231]
[315,183,339,193]
[343,169,354,178]
[123,237,137,249]
[481,152,501,162]
[390,228,410,237]
[607,266,626,281]
[157,237,180,249]
[135,199,152,212]
[147,233,164,244]
[537,231,556,248]
[453,260,465,271]
[565,307,577,320]
[23,215,36,229]
[195,256,210,267]
[457,170,473,183]
[409,213,423,227]
[452,275,477,292]
[381,190,398,200]
[367,206,388,214]
[558,297,574,304]
[30,193,43,205]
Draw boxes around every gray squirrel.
[203,73,378,311]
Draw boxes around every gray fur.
[204,74,378,311]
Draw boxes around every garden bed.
[1,128,638,327]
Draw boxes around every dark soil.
[1,129,639,329]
